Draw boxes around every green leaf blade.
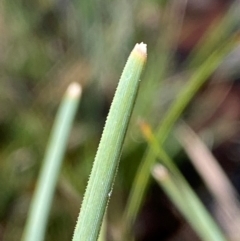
[73,43,147,241]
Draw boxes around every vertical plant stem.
[72,43,147,241]
[21,83,82,241]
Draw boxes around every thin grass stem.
[177,123,240,239]
[21,83,82,241]
[141,122,227,241]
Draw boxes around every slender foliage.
[123,39,236,228]
[72,43,147,241]
[141,122,227,241]
[21,83,82,241]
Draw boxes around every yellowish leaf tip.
[67,82,82,98]
[138,120,152,140]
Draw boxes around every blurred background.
[1,0,240,240]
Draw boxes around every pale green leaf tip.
[152,164,169,181]
[67,82,82,98]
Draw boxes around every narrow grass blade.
[72,43,147,241]
[152,164,227,241]
[140,122,227,241]
[21,82,82,241]
[177,123,239,205]
[123,40,236,228]
[135,0,187,120]
[97,213,107,241]
[186,1,240,68]
[177,123,240,239]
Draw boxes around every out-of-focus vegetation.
[1,0,240,240]
[22,82,81,241]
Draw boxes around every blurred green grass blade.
[21,83,82,241]
[135,0,187,118]
[140,122,227,241]
[186,1,240,68]
[72,43,147,241]
[152,164,227,241]
[152,164,190,219]
[123,39,236,228]
[97,213,107,241]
